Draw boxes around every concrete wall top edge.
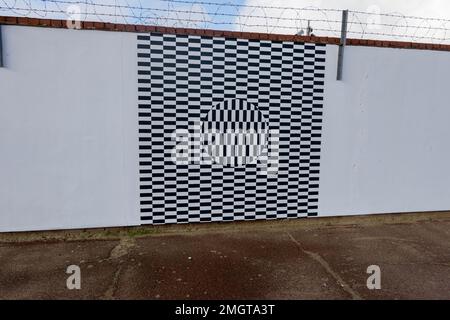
[1,15,450,52]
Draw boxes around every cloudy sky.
[1,0,450,42]
[233,0,450,41]
[238,0,450,18]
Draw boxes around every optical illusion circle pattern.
[202,99,269,166]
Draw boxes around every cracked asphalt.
[0,212,449,299]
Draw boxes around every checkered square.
[137,33,326,224]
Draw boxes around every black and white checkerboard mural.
[137,33,326,224]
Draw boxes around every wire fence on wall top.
[1,0,450,44]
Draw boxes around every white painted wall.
[0,26,140,231]
[1,25,449,232]
[319,45,450,216]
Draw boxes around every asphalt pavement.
[1,212,449,299]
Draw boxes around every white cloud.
[0,0,211,28]
[233,0,450,43]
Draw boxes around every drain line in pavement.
[286,231,362,300]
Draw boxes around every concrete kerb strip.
[1,211,450,244]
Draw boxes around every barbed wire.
[0,0,449,44]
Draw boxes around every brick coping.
[1,15,450,52]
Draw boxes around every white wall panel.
[0,26,140,231]
[319,45,450,216]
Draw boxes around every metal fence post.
[336,10,348,80]
[0,24,3,68]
